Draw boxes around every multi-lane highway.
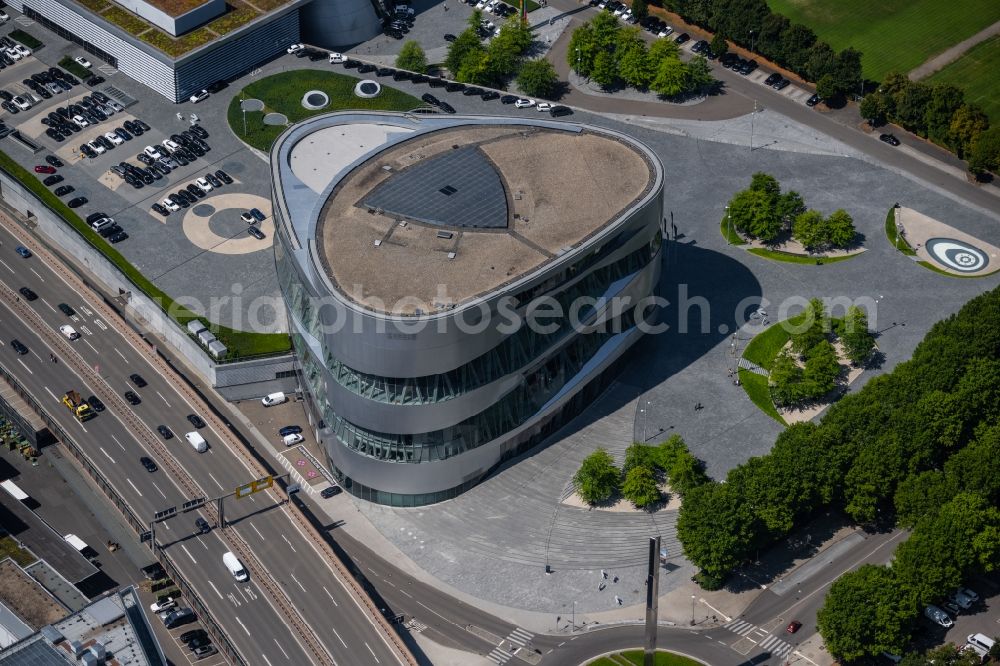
[0,218,409,666]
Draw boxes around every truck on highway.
[62,390,94,421]
[222,551,248,582]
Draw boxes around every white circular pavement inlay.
[182,192,274,255]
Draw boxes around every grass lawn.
[739,368,785,424]
[0,151,289,358]
[59,56,92,80]
[747,247,857,264]
[766,0,1000,81]
[0,535,37,566]
[227,70,422,152]
[589,650,704,666]
[927,35,1000,125]
[883,207,916,256]
[720,217,746,245]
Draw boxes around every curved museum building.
[271,112,665,506]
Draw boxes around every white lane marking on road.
[208,580,224,599]
[251,524,264,540]
[289,573,306,592]
[17,358,32,375]
[115,349,128,362]
[273,639,289,660]
[30,267,44,281]
[417,601,460,627]
[156,391,170,407]
[207,472,224,491]
[280,534,297,552]
[162,522,171,530]
[126,477,142,496]
[234,615,251,636]
[0,259,12,273]
[701,598,732,622]
[331,627,347,648]
[399,589,412,598]
[41,298,56,312]
[44,386,58,401]
[111,434,126,451]
[322,586,339,607]
[151,481,166,499]
[365,642,380,663]
[30,349,43,361]
[260,653,274,666]
[80,325,92,336]
[94,319,107,331]
[99,447,115,463]
[79,306,93,317]
[84,339,98,354]
[180,544,197,564]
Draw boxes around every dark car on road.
[67,197,88,208]
[500,94,518,104]
[45,155,63,167]
[129,373,147,387]
[481,90,500,101]
[421,92,440,106]
[59,303,76,316]
[54,185,74,197]
[43,174,63,186]
[247,226,266,240]
[87,395,105,412]
[438,101,456,114]
[124,391,141,405]
[18,287,37,301]
[444,33,456,42]
[180,629,207,644]
[880,133,900,146]
[10,339,28,355]
[445,82,464,92]
[214,169,232,184]
[157,425,173,439]
[194,518,211,534]
[187,414,206,428]
[806,94,821,107]
[550,105,573,117]
[279,425,302,437]
[164,608,195,629]
[675,32,690,44]
[321,486,342,499]
[140,456,158,472]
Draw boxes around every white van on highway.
[184,431,207,453]
[222,551,248,581]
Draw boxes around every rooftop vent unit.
[89,642,107,660]
[399,221,408,228]
[40,625,64,645]
[374,239,382,247]
[382,165,393,172]
[447,252,457,260]
[70,640,85,657]
[436,231,453,239]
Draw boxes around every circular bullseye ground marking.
[302,90,329,110]
[925,238,989,273]
[181,192,275,255]
[355,80,381,98]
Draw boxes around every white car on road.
[104,132,123,145]
[286,43,304,55]
[161,197,180,212]
[74,56,92,68]
[536,102,553,112]
[514,98,535,108]
[195,177,213,193]
[12,96,31,111]
[71,114,88,128]
[328,52,345,64]
[14,45,31,58]
[59,325,80,340]
[189,89,209,103]
[161,139,181,153]
[144,145,164,159]
[282,433,304,447]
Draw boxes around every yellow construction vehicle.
[62,390,94,421]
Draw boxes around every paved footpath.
[909,19,1000,80]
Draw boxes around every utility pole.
[749,99,757,152]
[644,536,661,666]
[726,205,732,244]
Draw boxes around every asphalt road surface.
[0,220,404,666]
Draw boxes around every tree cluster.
[573,436,707,509]
[724,173,855,248]
[395,40,428,73]
[445,12,534,89]
[670,0,861,98]
[859,72,999,177]
[677,285,1000,596]
[567,13,713,97]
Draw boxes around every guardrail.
[0,360,245,666]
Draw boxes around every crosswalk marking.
[759,634,793,656]
[507,627,533,647]
[725,619,755,636]
[487,647,513,664]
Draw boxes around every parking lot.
[0,12,282,333]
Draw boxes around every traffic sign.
[235,476,273,499]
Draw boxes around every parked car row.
[639,15,673,38]
[923,586,980,631]
[42,91,125,145]
[720,52,758,76]
[1,36,31,67]
[85,211,127,244]
[382,2,415,39]
[157,169,231,216]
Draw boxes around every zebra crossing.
[486,627,535,664]
[724,619,794,657]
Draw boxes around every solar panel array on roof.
[363,146,508,229]
[0,636,64,666]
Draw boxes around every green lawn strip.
[739,368,785,424]
[741,313,806,369]
[619,650,704,666]
[205,2,259,35]
[719,217,746,245]
[766,0,1000,82]
[587,659,619,666]
[926,35,1000,125]
[101,5,151,36]
[9,30,43,50]
[0,151,289,357]
[746,247,856,264]
[883,207,916,256]
[58,56,92,80]
[228,70,422,151]
[916,261,999,279]
[139,26,215,57]
[0,536,37,566]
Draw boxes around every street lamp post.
[749,99,757,151]
[690,594,696,625]
[641,400,649,442]
[726,205,732,244]
[749,29,755,54]
[576,47,581,75]
[572,601,576,633]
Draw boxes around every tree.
[825,209,855,248]
[815,74,838,102]
[455,47,491,85]
[710,33,728,58]
[749,171,780,199]
[770,350,804,407]
[630,0,648,20]
[622,442,654,477]
[791,209,825,250]
[805,42,836,83]
[517,59,559,97]
[485,21,531,83]
[650,56,687,97]
[775,190,805,228]
[968,126,1000,177]
[833,47,862,97]
[677,481,759,587]
[567,21,596,76]
[685,55,713,90]
[618,35,653,88]
[591,50,618,88]
[791,298,828,355]
[947,104,989,158]
[803,340,841,396]
[396,40,428,73]
[840,305,875,366]
[779,23,818,71]
[860,92,890,126]
[727,188,781,243]
[817,565,915,660]
[468,8,484,29]
[924,83,964,146]
[622,465,660,509]
[446,29,483,75]
[574,448,620,504]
